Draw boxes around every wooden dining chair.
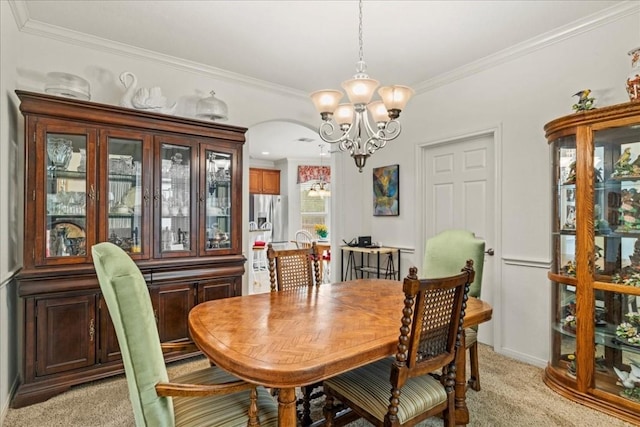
[266,242,322,425]
[267,242,321,291]
[92,242,278,427]
[423,229,485,391]
[322,262,474,427]
[294,229,314,249]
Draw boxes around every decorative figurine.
[613,239,640,287]
[611,147,640,178]
[119,71,177,115]
[564,160,576,184]
[572,89,596,112]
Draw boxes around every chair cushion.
[173,367,278,427]
[465,327,477,347]
[324,358,447,424]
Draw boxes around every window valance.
[297,165,331,184]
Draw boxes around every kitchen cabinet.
[12,90,246,408]
[545,101,640,424]
[249,167,280,194]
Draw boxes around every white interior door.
[423,133,496,346]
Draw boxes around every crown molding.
[8,0,306,98]
[8,1,639,98]
[413,1,640,94]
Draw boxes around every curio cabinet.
[545,101,640,423]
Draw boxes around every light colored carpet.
[3,344,636,427]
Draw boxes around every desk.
[341,245,400,280]
[189,279,492,426]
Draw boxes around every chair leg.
[323,392,335,427]
[300,386,313,426]
[468,341,481,391]
[247,387,260,427]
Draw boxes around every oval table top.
[189,278,493,388]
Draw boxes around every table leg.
[277,387,297,427]
[454,329,469,425]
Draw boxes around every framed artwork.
[373,164,399,216]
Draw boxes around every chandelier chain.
[358,0,364,63]
[309,0,413,172]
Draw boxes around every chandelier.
[308,145,331,198]
[310,0,414,172]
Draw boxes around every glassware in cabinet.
[158,143,193,255]
[105,136,146,256]
[204,150,232,250]
[45,132,90,260]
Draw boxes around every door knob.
[485,248,494,256]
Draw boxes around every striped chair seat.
[173,367,279,427]
[323,358,447,424]
[465,327,477,346]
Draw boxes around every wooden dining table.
[189,278,493,426]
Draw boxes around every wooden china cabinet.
[545,101,640,423]
[12,91,246,407]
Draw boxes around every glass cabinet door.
[104,133,148,259]
[551,135,578,378]
[592,125,640,402]
[203,149,232,252]
[157,141,195,257]
[43,127,95,265]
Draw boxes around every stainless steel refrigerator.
[249,194,287,244]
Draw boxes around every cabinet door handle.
[144,188,150,204]
[88,185,96,201]
[485,248,494,256]
[154,309,159,325]
[89,318,95,342]
[153,188,159,202]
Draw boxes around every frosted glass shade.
[378,85,415,112]
[310,90,343,115]
[342,77,379,105]
[367,101,389,123]
[334,104,354,126]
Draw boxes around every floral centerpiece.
[314,224,328,239]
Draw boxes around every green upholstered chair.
[91,242,278,427]
[423,229,485,391]
[322,263,474,427]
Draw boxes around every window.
[300,182,329,236]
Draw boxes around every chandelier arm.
[318,121,351,145]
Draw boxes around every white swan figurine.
[119,71,176,115]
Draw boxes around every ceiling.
[13,0,629,161]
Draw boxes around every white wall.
[1,0,23,421]
[336,9,640,366]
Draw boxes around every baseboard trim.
[495,345,547,369]
[1,375,20,424]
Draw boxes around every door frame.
[415,124,503,350]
